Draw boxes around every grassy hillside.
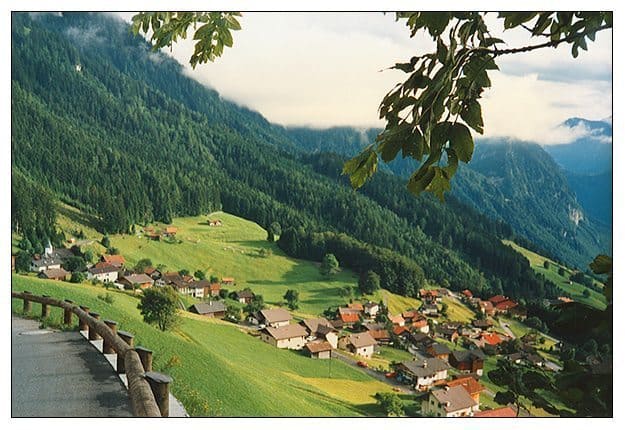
[11,275,396,416]
[502,240,606,310]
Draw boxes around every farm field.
[502,240,606,309]
[11,275,396,416]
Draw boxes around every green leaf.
[342,147,378,189]
[425,167,452,201]
[460,101,484,134]
[407,165,435,195]
[448,123,474,162]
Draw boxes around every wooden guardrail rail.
[12,291,172,417]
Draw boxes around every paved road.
[11,315,133,417]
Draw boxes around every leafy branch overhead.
[131,12,242,68]
[131,11,611,200]
[342,12,611,200]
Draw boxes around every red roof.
[474,406,517,418]
[102,254,125,265]
[368,329,390,340]
[411,319,428,329]
[210,283,221,291]
[402,310,418,320]
[447,376,484,396]
[347,303,364,312]
[462,289,473,298]
[94,261,117,270]
[338,308,360,323]
[481,332,503,346]
[488,295,508,305]
[389,314,405,325]
[393,325,408,335]
[420,289,438,297]
[494,299,518,310]
[222,277,235,283]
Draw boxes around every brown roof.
[473,406,516,418]
[338,308,360,323]
[431,386,477,413]
[347,303,364,311]
[165,226,178,234]
[346,332,377,348]
[447,376,484,396]
[462,289,473,298]
[302,317,333,334]
[389,314,405,325]
[222,277,235,283]
[102,254,125,265]
[304,340,333,353]
[210,282,221,291]
[488,295,508,305]
[144,266,157,275]
[236,289,254,298]
[40,268,70,279]
[264,324,308,340]
[189,279,210,289]
[88,264,119,275]
[260,308,291,324]
[120,274,154,285]
[368,329,391,341]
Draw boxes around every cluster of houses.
[143,225,178,241]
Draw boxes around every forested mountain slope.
[12,12,562,302]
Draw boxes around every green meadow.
[502,240,606,310]
[11,275,396,416]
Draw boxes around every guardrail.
[12,291,172,417]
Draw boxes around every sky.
[123,12,612,145]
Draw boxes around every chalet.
[144,267,162,280]
[235,289,255,304]
[411,317,430,334]
[461,289,473,299]
[393,325,410,338]
[363,301,380,318]
[447,376,484,404]
[436,326,459,343]
[402,310,418,323]
[426,342,452,362]
[208,219,223,227]
[421,386,478,417]
[473,406,517,418]
[409,332,435,350]
[30,256,62,273]
[449,349,485,376]
[221,277,235,286]
[159,272,184,287]
[260,324,307,349]
[38,268,70,281]
[477,300,495,316]
[395,358,450,391]
[459,326,482,338]
[301,316,333,336]
[419,289,440,303]
[304,340,333,359]
[339,332,377,358]
[316,324,339,348]
[480,332,504,347]
[421,303,439,317]
[347,302,364,312]
[163,226,178,237]
[472,319,493,330]
[87,264,119,283]
[189,301,226,318]
[187,280,210,298]
[118,273,154,290]
[338,307,361,326]
[364,323,391,344]
[506,352,544,367]
[101,254,126,268]
[489,295,518,312]
[146,232,161,241]
[259,308,291,328]
[389,314,405,327]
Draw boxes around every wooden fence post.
[41,295,50,319]
[63,300,73,326]
[103,320,118,354]
[144,372,173,417]
[88,312,101,341]
[22,291,32,314]
[117,331,135,374]
[135,346,153,372]
[79,306,90,331]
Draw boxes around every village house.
[189,301,227,318]
[411,317,430,334]
[477,300,495,316]
[419,289,440,304]
[101,254,126,268]
[259,308,291,328]
[389,314,405,327]
[488,295,518,313]
[235,289,255,304]
[118,273,154,290]
[186,279,211,298]
[338,307,361,326]
[459,326,482,338]
[208,282,221,297]
[301,317,339,348]
[473,406,517,418]
[363,301,379,318]
[347,302,364,312]
[449,349,486,376]
[401,310,418,323]
[364,323,391,344]
[461,289,473,299]
[437,326,459,343]
[304,340,333,359]
[421,385,479,417]
[143,266,162,280]
[221,277,235,286]
[30,256,62,273]
[472,319,493,330]
[437,288,451,297]
[38,267,70,281]
[421,303,439,317]
[208,219,223,227]
[478,332,505,349]
[447,376,484,405]
[426,342,452,362]
[395,357,450,391]
[158,271,184,287]
[339,332,377,358]
[260,324,308,350]
[163,226,178,237]
[87,264,119,283]
[506,352,545,367]
[409,332,435,350]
